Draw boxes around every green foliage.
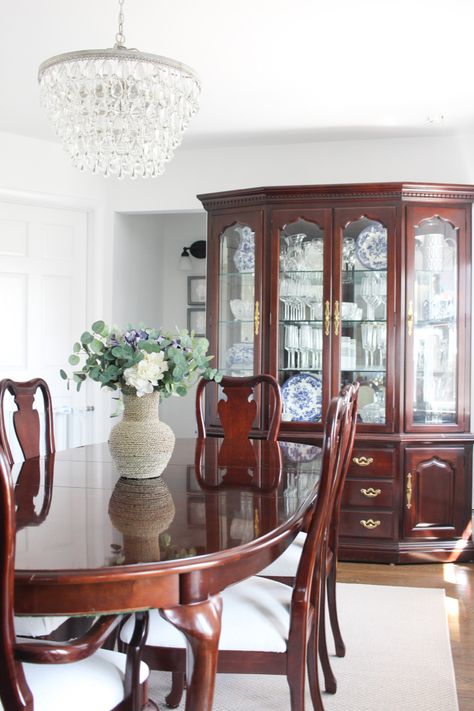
[61,321,220,399]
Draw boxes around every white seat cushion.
[14,615,70,637]
[1,647,149,711]
[256,531,306,578]
[120,576,294,654]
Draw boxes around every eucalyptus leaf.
[68,354,80,366]
[90,338,104,354]
[91,320,105,334]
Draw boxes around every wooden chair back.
[329,382,360,555]
[0,378,55,466]
[195,374,282,441]
[291,392,349,614]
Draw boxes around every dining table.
[12,436,322,710]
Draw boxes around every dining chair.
[0,378,74,640]
[195,373,282,441]
[257,382,360,693]
[119,389,352,711]
[0,378,55,467]
[0,446,151,711]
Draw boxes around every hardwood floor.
[338,561,474,711]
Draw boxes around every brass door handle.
[352,456,373,467]
[360,487,381,498]
[324,300,331,336]
[254,300,260,336]
[407,300,414,337]
[360,519,381,530]
[406,472,412,510]
[333,300,340,336]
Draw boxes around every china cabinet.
[198,183,474,563]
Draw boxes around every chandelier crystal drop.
[38,0,201,179]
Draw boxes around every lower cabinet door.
[403,446,470,540]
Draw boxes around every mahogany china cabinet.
[198,183,474,564]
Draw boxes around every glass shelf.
[219,319,254,325]
[279,368,323,373]
[279,318,324,326]
[341,367,386,374]
[219,271,255,278]
[414,318,455,328]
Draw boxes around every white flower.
[124,351,169,397]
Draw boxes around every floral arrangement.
[61,320,221,398]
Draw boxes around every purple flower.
[124,329,149,347]
[107,333,121,347]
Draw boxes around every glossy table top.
[13,437,321,615]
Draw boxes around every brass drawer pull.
[360,519,381,530]
[254,300,260,336]
[352,456,373,467]
[406,472,412,510]
[324,300,331,336]
[333,300,340,336]
[407,300,414,337]
[360,487,381,498]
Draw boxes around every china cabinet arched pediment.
[198,182,474,563]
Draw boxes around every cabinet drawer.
[348,448,395,478]
[340,510,395,539]
[342,479,394,508]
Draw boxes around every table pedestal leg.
[160,595,222,711]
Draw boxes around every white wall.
[108,132,474,212]
[112,212,207,437]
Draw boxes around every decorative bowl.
[230,299,253,321]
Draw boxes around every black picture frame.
[187,307,206,337]
[187,276,206,305]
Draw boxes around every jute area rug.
[149,583,459,711]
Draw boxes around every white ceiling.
[1,0,473,149]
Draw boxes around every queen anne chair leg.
[307,622,325,711]
[286,613,308,711]
[318,589,337,694]
[165,671,185,708]
[327,560,345,657]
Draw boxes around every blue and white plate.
[281,373,322,422]
[355,225,388,270]
[225,342,254,369]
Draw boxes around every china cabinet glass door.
[272,209,332,430]
[218,222,258,376]
[205,212,263,432]
[333,207,396,431]
[406,207,467,431]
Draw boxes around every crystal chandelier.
[38,0,201,178]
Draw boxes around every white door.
[0,201,91,450]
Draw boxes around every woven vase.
[108,387,175,479]
[108,476,175,563]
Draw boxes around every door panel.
[403,447,468,539]
[0,201,89,449]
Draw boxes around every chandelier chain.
[115,0,126,47]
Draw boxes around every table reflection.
[13,439,322,572]
[108,477,175,563]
